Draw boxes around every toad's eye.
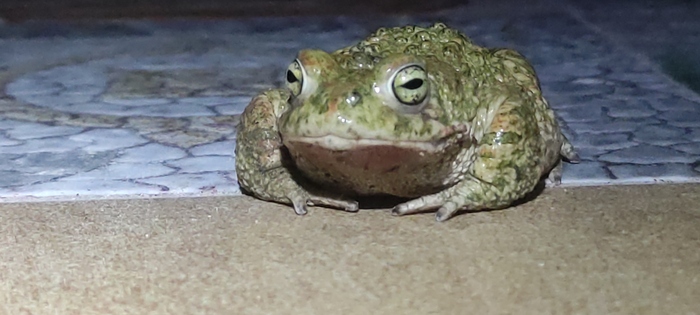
[286,60,304,96]
[391,65,429,105]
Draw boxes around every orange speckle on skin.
[326,99,338,115]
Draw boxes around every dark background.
[0,0,464,22]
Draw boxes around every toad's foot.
[391,186,477,222]
[391,178,512,222]
[287,184,360,215]
[243,168,359,216]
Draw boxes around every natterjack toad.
[235,23,579,221]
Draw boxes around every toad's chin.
[281,135,462,197]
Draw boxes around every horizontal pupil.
[286,70,299,83]
[402,78,423,90]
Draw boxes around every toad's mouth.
[282,135,449,152]
[281,134,464,196]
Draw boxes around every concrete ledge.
[1,183,698,314]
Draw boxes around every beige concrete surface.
[1,184,699,314]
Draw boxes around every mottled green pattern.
[235,23,579,221]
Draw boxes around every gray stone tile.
[213,102,250,116]
[136,172,239,194]
[544,80,614,99]
[190,141,236,156]
[552,96,623,110]
[69,129,149,152]
[0,170,57,187]
[114,143,188,163]
[647,95,700,112]
[123,103,216,117]
[684,128,700,142]
[660,111,700,128]
[19,92,95,107]
[102,97,172,106]
[61,85,105,96]
[5,121,84,140]
[671,143,700,155]
[177,97,237,106]
[605,102,658,119]
[0,119,22,130]
[65,162,175,180]
[0,133,21,146]
[605,71,667,88]
[5,77,64,95]
[571,133,634,151]
[165,156,235,173]
[6,179,165,198]
[557,103,606,122]
[633,124,687,146]
[536,60,604,83]
[599,144,696,164]
[1,137,88,154]
[608,163,699,183]
[65,102,131,116]
[566,120,641,134]
[561,161,611,184]
[0,150,116,176]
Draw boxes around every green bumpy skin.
[235,23,579,221]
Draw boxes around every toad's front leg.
[235,89,358,215]
[392,95,550,221]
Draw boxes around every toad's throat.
[282,135,462,197]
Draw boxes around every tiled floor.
[1,0,699,202]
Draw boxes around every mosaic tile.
[189,141,236,156]
[5,121,84,140]
[1,137,88,154]
[683,129,700,142]
[64,102,131,116]
[102,97,172,106]
[633,125,687,146]
[0,150,116,175]
[177,97,236,106]
[545,80,615,98]
[598,145,696,164]
[535,60,604,83]
[660,110,700,128]
[570,133,634,152]
[0,179,165,199]
[65,163,175,180]
[122,103,216,117]
[607,164,699,183]
[165,156,235,173]
[560,161,612,185]
[5,78,64,95]
[1,1,700,202]
[114,143,188,163]
[0,171,57,188]
[69,129,150,153]
[556,103,606,122]
[212,102,252,116]
[0,133,21,146]
[605,104,658,119]
[566,120,641,135]
[671,143,700,155]
[135,173,239,194]
[144,129,228,148]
